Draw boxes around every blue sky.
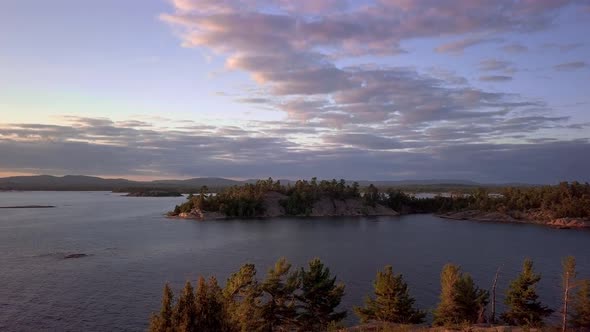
[0,0,589,183]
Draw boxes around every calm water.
[1,192,589,331]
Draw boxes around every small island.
[123,190,183,197]
[0,205,56,209]
[168,179,590,229]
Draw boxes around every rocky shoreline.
[172,191,399,220]
[439,209,590,229]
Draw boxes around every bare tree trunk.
[563,271,570,332]
[491,266,501,324]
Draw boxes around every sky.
[0,0,589,183]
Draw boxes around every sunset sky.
[1,0,589,183]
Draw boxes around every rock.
[64,253,88,259]
[261,191,287,217]
[547,217,590,229]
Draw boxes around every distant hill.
[0,175,529,192]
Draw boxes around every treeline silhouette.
[149,257,590,331]
[170,178,590,219]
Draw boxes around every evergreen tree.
[149,283,175,332]
[502,258,553,327]
[296,258,346,331]
[223,263,263,332]
[194,276,227,332]
[571,280,590,329]
[174,281,197,332]
[260,258,299,331]
[354,265,425,324]
[433,264,489,326]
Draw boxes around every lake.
[0,191,589,331]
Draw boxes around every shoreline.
[0,205,56,209]
[438,210,590,229]
[169,209,590,230]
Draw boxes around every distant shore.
[0,205,56,209]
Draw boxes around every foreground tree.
[223,264,262,332]
[562,256,577,332]
[296,258,346,331]
[149,283,175,332]
[354,265,425,324]
[502,258,553,327]
[174,281,197,332]
[259,258,299,331]
[194,276,227,332]
[571,280,590,329]
[433,264,489,326]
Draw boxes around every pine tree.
[259,258,299,331]
[502,258,553,327]
[193,276,227,332]
[570,279,590,329]
[296,258,346,331]
[433,264,489,326]
[562,256,577,332]
[354,265,425,324]
[223,263,263,332]
[149,283,175,332]
[174,281,197,332]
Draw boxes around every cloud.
[542,42,584,52]
[554,61,587,71]
[500,43,528,53]
[479,75,513,82]
[435,37,503,54]
[0,118,588,183]
[479,59,514,72]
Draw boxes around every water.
[0,191,589,331]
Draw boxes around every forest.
[149,257,590,332]
[169,178,590,219]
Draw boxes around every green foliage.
[502,258,553,327]
[354,266,425,324]
[173,281,197,332]
[149,283,175,332]
[223,263,263,332]
[194,276,226,332]
[259,257,299,331]
[296,258,347,331]
[571,280,590,329]
[433,264,489,327]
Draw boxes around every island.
[167,179,590,229]
[0,205,56,209]
[123,190,183,197]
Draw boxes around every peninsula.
[168,179,590,228]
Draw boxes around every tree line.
[170,179,590,219]
[149,257,590,332]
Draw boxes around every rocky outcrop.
[439,209,590,229]
[64,253,88,259]
[178,209,226,220]
[310,197,398,217]
[261,191,287,217]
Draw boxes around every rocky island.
[123,190,183,197]
[168,178,400,220]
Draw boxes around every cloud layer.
[2,0,589,183]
